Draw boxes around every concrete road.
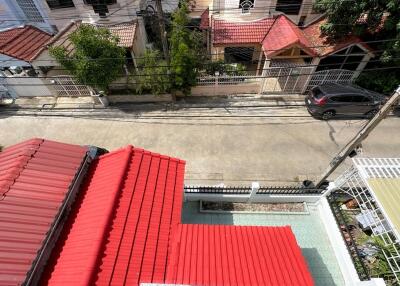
[0,102,399,185]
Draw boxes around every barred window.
[46,0,75,9]
[16,0,45,23]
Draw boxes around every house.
[31,20,146,73]
[190,0,321,26]
[0,138,389,285]
[0,25,53,68]
[0,138,312,285]
[25,19,148,96]
[0,26,57,97]
[0,0,150,33]
[196,13,374,94]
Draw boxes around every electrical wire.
[0,38,397,64]
[2,66,400,86]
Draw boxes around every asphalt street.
[1,99,399,185]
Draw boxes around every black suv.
[305,83,386,120]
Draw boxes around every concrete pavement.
[1,102,399,185]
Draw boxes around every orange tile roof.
[262,15,316,56]
[0,26,52,62]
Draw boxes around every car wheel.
[322,110,335,120]
[365,109,378,119]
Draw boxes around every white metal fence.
[196,75,261,86]
[51,76,93,97]
[196,68,356,95]
[305,69,355,93]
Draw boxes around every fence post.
[248,182,260,203]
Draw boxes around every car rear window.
[312,87,324,99]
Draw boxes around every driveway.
[0,102,399,185]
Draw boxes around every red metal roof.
[41,146,186,286]
[166,224,314,286]
[0,138,88,286]
[212,17,275,45]
[302,18,373,57]
[262,15,316,57]
[0,26,52,62]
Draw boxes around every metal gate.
[51,76,93,97]
[261,66,314,94]
[305,69,355,93]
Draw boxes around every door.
[350,94,374,114]
[328,95,355,115]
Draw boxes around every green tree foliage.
[315,0,400,93]
[49,24,126,91]
[170,2,198,94]
[135,50,171,95]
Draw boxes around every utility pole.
[155,0,169,63]
[316,85,400,188]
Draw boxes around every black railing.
[184,186,325,195]
[327,192,370,281]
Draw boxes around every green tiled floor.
[182,202,345,286]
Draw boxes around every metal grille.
[184,186,324,195]
[196,75,261,86]
[51,76,93,97]
[305,69,355,93]
[334,165,400,284]
[16,0,45,23]
[262,66,314,94]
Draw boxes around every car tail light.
[314,96,327,106]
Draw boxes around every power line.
[0,38,397,64]
[3,56,399,76]
[2,66,400,86]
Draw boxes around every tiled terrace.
[182,202,345,286]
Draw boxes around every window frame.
[46,0,75,9]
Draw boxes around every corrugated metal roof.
[0,26,52,62]
[166,224,314,286]
[368,178,400,238]
[0,138,88,286]
[41,146,186,286]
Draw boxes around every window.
[84,0,117,5]
[352,95,371,103]
[298,16,306,26]
[239,0,254,13]
[330,95,353,103]
[276,0,302,15]
[46,0,75,9]
[316,45,367,71]
[16,0,44,22]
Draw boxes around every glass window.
[46,0,75,9]
[239,0,254,13]
[330,95,353,102]
[276,0,302,15]
[84,0,117,4]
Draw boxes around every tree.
[314,0,400,62]
[315,0,400,93]
[135,50,171,95]
[50,24,126,92]
[169,2,198,94]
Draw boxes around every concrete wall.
[210,0,322,24]
[184,192,322,203]
[41,0,141,31]
[5,77,53,97]
[192,82,260,96]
